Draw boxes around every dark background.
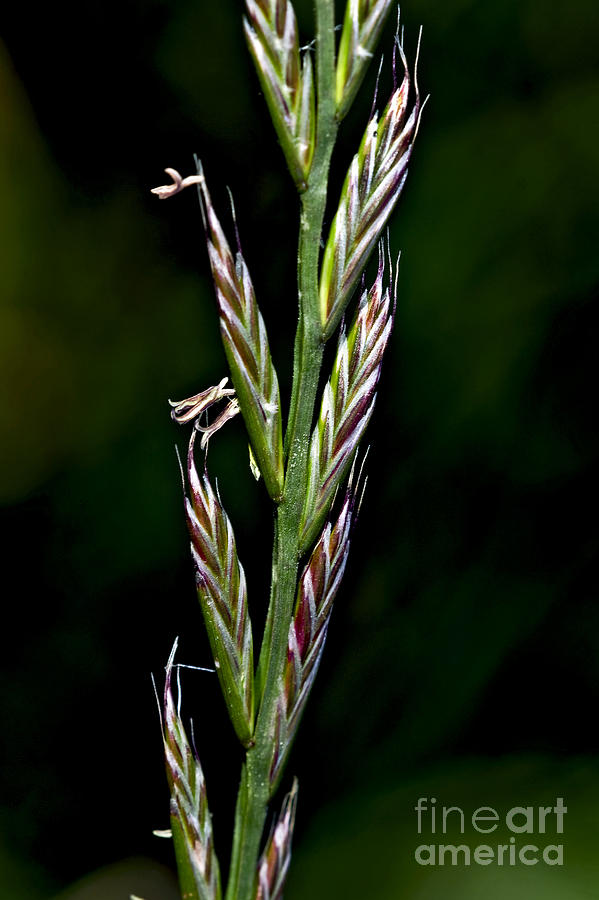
[1,0,598,897]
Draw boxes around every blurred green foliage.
[0,0,597,897]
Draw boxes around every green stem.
[225,3,338,898]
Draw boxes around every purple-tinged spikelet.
[162,642,221,900]
[320,34,421,339]
[300,244,394,552]
[185,429,255,745]
[336,0,395,120]
[270,495,355,787]
[244,0,315,188]
[196,162,284,501]
[255,780,298,900]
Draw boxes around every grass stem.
[225,2,338,897]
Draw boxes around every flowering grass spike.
[151,3,423,898]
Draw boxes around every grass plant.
[150,2,424,897]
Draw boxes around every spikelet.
[196,161,284,502]
[320,35,421,339]
[244,0,315,188]
[185,429,255,745]
[256,780,298,900]
[162,641,221,900]
[336,0,395,120]
[270,494,355,787]
[300,245,394,552]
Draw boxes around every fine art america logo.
[414,797,567,866]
